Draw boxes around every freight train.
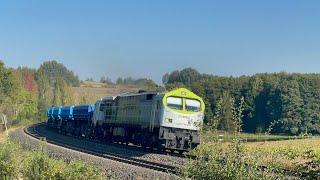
[47,88,205,151]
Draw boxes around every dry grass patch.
[0,128,19,144]
[243,137,320,171]
[0,133,5,144]
[201,137,320,172]
[72,82,140,103]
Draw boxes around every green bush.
[0,141,21,179]
[21,147,106,180]
[183,97,282,179]
[0,140,106,180]
[22,151,66,180]
[64,160,105,180]
[183,140,281,180]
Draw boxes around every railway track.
[23,123,319,179]
[24,123,179,175]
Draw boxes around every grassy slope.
[72,81,141,102]
[0,131,6,143]
[202,130,308,143]
[243,137,320,170]
[0,128,18,143]
[202,132,320,171]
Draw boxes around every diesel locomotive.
[47,88,205,151]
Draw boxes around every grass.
[0,140,105,179]
[202,130,309,143]
[201,132,320,174]
[72,81,141,103]
[243,137,320,171]
[0,128,18,144]
[0,131,6,144]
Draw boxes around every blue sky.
[1,1,320,83]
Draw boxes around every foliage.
[35,69,53,121]
[64,160,105,180]
[0,141,21,179]
[37,60,80,87]
[53,78,75,106]
[0,140,106,179]
[0,60,80,125]
[16,67,38,95]
[164,68,320,135]
[14,89,38,125]
[243,137,320,176]
[116,77,163,91]
[116,77,156,86]
[201,130,308,143]
[35,61,77,120]
[22,150,66,180]
[217,92,235,132]
[0,62,39,126]
[100,76,114,84]
[184,97,281,179]
[184,142,280,180]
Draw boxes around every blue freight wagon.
[59,106,74,120]
[72,105,94,121]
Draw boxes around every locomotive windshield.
[167,97,183,110]
[186,99,201,112]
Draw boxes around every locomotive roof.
[117,91,158,97]
[100,91,159,101]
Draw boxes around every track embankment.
[11,124,183,179]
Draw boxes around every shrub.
[64,160,105,180]
[22,151,66,180]
[183,96,282,179]
[183,140,281,180]
[0,141,21,179]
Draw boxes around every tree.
[86,77,94,82]
[162,73,170,84]
[53,79,62,106]
[116,77,123,84]
[22,72,38,95]
[100,76,113,84]
[163,68,320,135]
[217,92,235,132]
[35,71,53,121]
[278,79,303,135]
[179,68,201,87]
[53,78,75,106]
[38,60,80,87]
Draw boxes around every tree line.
[0,60,82,126]
[99,76,159,88]
[0,60,162,127]
[163,68,320,135]
[2,60,318,136]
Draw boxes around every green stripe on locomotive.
[163,88,205,114]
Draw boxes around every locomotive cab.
[158,88,205,150]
